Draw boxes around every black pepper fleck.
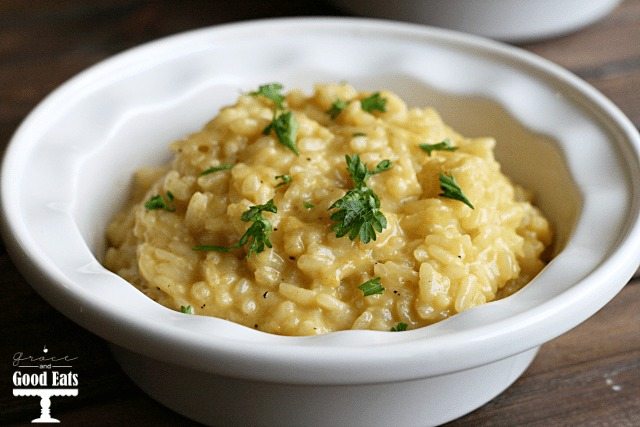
[289,256,295,260]
[263,291,268,298]
[254,324,259,329]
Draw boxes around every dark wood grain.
[1,1,639,425]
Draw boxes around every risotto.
[104,83,552,336]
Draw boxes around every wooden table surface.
[1,1,639,425]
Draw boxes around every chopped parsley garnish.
[191,243,231,252]
[250,83,285,109]
[439,173,474,209]
[390,322,408,332]
[200,163,234,176]
[303,201,315,209]
[144,191,175,212]
[347,156,392,186]
[358,277,384,296]
[237,199,278,256]
[263,111,299,155]
[193,199,277,256]
[180,305,193,314]
[329,154,392,243]
[419,138,458,156]
[352,132,366,137]
[275,174,292,187]
[360,92,387,113]
[327,98,348,119]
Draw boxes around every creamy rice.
[104,83,552,336]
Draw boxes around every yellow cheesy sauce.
[104,83,552,336]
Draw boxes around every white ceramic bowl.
[331,0,622,42]
[2,18,640,426]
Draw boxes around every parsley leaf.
[330,189,386,243]
[238,199,278,256]
[358,277,384,296]
[237,217,273,256]
[360,92,387,113]
[200,163,234,176]
[419,138,458,156]
[327,98,348,119]
[191,244,230,252]
[303,201,315,209]
[193,199,278,257]
[390,322,408,332]
[275,174,292,187]
[180,305,193,314]
[329,155,392,243]
[144,191,175,212]
[263,111,299,155]
[346,155,392,188]
[352,132,366,137]
[250,83,285,109]
[439,173,474,209]
[240,199,277,222]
